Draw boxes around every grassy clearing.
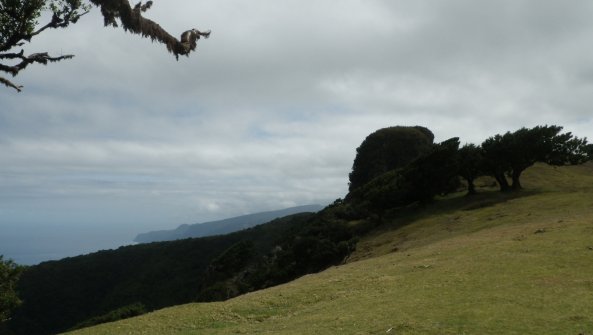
[67,164,593,335]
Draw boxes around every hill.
[8,213,318,335]
[67,163,593,334]
[134,205,324,243]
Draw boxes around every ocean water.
[0,223,137,265]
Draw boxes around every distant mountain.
[134,205,324,243]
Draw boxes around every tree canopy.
[481,125,590,191]
[346,124,590,215]
[347,136,460,214]
[457,143,483,195]
[0,255,23,324]
[348,126,434,192]
[0,0,210,92]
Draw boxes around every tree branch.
[0,52,74,77]
[1,0,210,92]
[0,52,74,91]
[0,2,89,53]
[0,76,23,92]
[28,10,90,40]
[89,0,210,59]
[0,2,41,52]
[0,50,25,60]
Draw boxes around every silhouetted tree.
[458,143,483,195]
[349,126,434,191]
[586,144,593,161]
[348,137,460,213]
[1,0,210,92]
[482,125,590,191]
[0,255,23,324]
[398,137,461,203]
[481,134,512,192]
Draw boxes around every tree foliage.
[8,217,293,334]
[7,212,358,334]
[347,136,461,214]
[397,137,461,203]
[481,125,590,191]
[0,0,209,91]
[348,124,589,212]
[458,143,483,195]
[349,126,434,192]
[0,255,23,323]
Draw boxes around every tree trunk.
[466,178,477,195]
[495,173,511,192]
[511,169,523,190]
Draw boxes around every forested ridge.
[1,124,591,334]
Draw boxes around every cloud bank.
[1,0,593,261]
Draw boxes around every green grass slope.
[67,163,593,335]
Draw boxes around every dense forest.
[134,205,323,243]
[1,124,591,334]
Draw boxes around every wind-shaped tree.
[0,0,210,92]
[348,126,435,192]
[482,125,590,191]
[457,143,483,195]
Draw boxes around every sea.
[0,223,138,265]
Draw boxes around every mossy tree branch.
[1,0,209,92]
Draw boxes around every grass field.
[67,163,593,335]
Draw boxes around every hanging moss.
[89,0,210,59]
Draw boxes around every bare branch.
[0,52,74,77]
[0,50,25,60]
[0,64,18,76]
[28,10,91,40]
[0,76,23,92]
[0,52,73,91]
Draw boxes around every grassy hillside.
[68,163,593,334]
[9,213,317,334]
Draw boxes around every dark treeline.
[5,212,356,335]
[345,125,591,216]
[2,124,591,334]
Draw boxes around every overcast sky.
[2,0,593,259]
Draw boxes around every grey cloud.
[2,1,593,259]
